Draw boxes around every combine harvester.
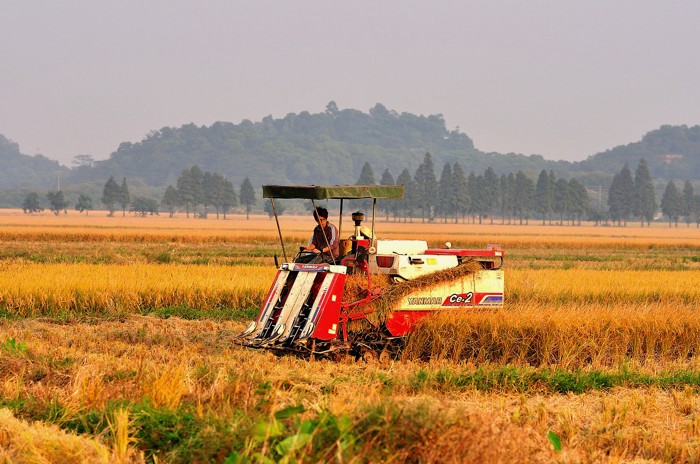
[238,185,504,361]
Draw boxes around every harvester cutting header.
[238,184,504,361]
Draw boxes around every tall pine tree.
[514,171,535,224]
[483,167,500,224]
[661,181,681,227]
[553,178,571,225]
[119,177,130,217]
[356,161,376,212]
[633,159,656,227]
[356,162,376,184]
[452,162,469,223]
[437,163,453,222]
[681,180,695,227]
[379,168,396,220]
[102,176,120,217]
[221,179,237,219]
[413,153,437,222]
[240,177,256,220]
[396,168,415,222]
[535,170,553,225]
[161,185,180,218]
[608,164,634,226]
[568,178,589,225]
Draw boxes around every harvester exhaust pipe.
[352,211,365,238]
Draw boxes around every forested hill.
[3,104,700,193]
[576,125,700,181]
[0,135,67,189]
[61,103,569,189]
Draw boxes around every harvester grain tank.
[238,185,504,360]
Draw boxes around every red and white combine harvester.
[238,185,504,361]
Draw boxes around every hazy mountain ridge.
[578,125,700,180]
[0,135,68,189]
[58,104,576,189]
[1,106,699,199]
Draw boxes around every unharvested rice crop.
[0,262,275,317]
[405,302,700,367]
[508,268,700,304]
[402,267,700,367]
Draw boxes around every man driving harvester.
[302,207,339,263]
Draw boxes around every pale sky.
[2,1,700,165]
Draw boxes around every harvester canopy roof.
[263,185,405,200]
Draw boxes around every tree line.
[21,166,257,219]
[160,166,256,219]
[20,154,700,226]
[350,154,698,227]
[659,180,698,227]
[607,159,700,227]
[352,153,590,225]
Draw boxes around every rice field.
[1,209,700,462]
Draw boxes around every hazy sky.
[2,1,700,165]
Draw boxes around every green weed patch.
[417,365,700,394]
[144,305,258,321]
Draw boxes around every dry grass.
[1,210,700,461]
[144,365,189,409]
[2,317,700,462]
[107,408,138,464]
[0,408,112,463]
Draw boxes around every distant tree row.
[660,179,700,227]
[23,183,157,217]
[101,176,130,217]
[98,176,157,216]
[356,153,590,225]
[21,168,258,219]
[161,166,256,219]
[607,160,656,226]
[22,157,699,226]
[23,189,96,216]
[607,159,700,227]
[351,154,698,227]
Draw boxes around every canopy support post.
[270,198,288,264]
[371,198,377,246]
[338,199,344,239]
